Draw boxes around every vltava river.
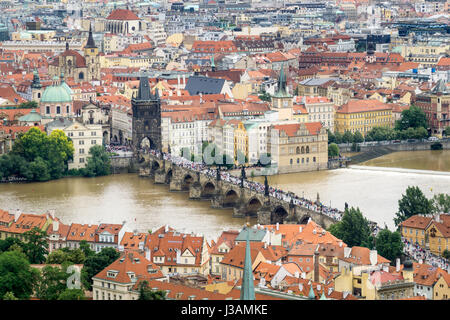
[0,150,448,237]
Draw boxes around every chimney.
[344,247,351,258]
[276,222,279,231]
[14,209,21,222]
[396,258,400,272]
[369,250,378,266]
[328,287,333,296]
[434,213,441,223]
[339,241,343,247]
[299,226,302,233]
[165,224,169,233]
[133,229,138,236]
[53,220,59,232]
[314,251,320,283]
[301,272,306,279]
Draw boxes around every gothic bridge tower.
[131,75,162,155]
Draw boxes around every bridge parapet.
[142,152,340,229]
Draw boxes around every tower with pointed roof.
[83,23,100,81]
[31,68,42,102]
[131,75,162,154]
[240,226,255,300]
[271,64,293,120]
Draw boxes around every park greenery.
[328,143,339,158]
[0,127,74,182]
[0,127,112,182]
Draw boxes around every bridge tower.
[131,75,162,156]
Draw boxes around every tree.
[328,207,372,248]
[430,194,450,214]
[327,129,335,144]
[394,186,433,227]
[444,126,450,137]
[83,145,111,177]
[0,237,23,253]
[81,248,120,290]
[258,90,272,102]
[443,249,450,260]
[46,250,69,264]
[395,105,428,131]
[2,291,18,300]
[342,130,354,144]
[79,240,95,258]
[58,289,86,300]
[36,265,68,300]
[18,101,38,109]
[21,227,48,264]
[328,143,339,158]
[138,280,166,300]
[353,131,364,143]
[374,229,403,264]
[0,251,40,299]
[334,131,343,144]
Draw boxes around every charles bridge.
[138,152,340,229]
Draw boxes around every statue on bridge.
[264,175,269,197]
[216,167,221,181]
[240,166,246,188]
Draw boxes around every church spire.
[273,63,291,98]
[240,226,255,300]
[85,23,97,49]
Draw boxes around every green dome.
[41,84,72,103]
[60,80,72,95]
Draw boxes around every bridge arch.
[140,136,156,150]
[165,168,173,184]
[151,160,160,171]
[271,206,288,224]
[299,215,311,224]
[245,197,263,217]
[223,188,239,208]
[182,173,195,191]
[201,181,216,198]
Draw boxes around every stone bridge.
[138,153,339,229]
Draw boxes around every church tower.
[132,75,162,154]
[84,24,100,81]
[271,65,293,120]
[31,68,42,102]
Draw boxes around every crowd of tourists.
[403,238,449,272]
[146,149,343,221]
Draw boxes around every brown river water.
[0,150,448,238]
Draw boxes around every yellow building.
[433,273,450,300]
[335,99,393,135]
[400,214,450,257]
[233,121,248,164]
[292,104,309,123]
[426,217,450,256]
[335,265,415,300]
[269,122,328,174]
[400,215,432,247]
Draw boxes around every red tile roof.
[106,9,140,21]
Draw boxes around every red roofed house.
[268,121,328,173]
[92,251,165,300]
[94,223,126,253]
[144,226,210,277]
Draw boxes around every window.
[79,140,84,145]
[80,158,85,163]
[91,140,97,145]
[56,106,61,114]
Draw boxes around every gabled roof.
[93,252,164,284]
[185,76,225,96]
